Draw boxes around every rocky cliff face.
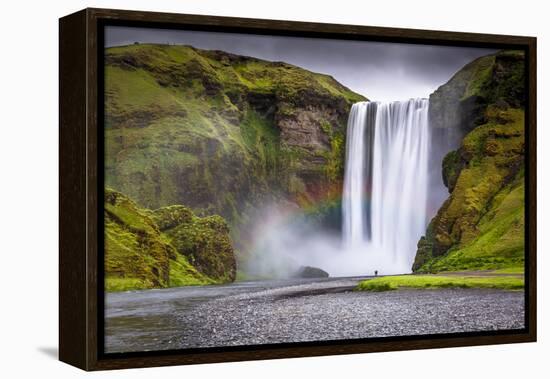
[104,44,366,224]
[413,50,525,272]
[429,50,525,144]
[104,43,368,278]
[104,188,235,291]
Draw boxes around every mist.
[243,203,410,279]
[243,99,450,280]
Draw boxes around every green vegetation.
[414,50,526,274]
[442,150,461,191]
[492,266,524,274]
[239,109,281,180]
[438,50,524,106]
[105,277,149,292]
[424,172,524,272]
[105,43,365,215]
[460,55,496,100]
[356,274,524,292]
[482,50,526,107]
[169,254,217,287]
[104,188,235,292]
[105,44,527,285]
[160,211,236,282]
[105,189,172,290]
[105,43,367,268]
[415,108,525,273]
[324,130,346,183]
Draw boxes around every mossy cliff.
[104,188,235,291]
[151,206,236,283]
[104,43,366,226]
[413,50,525,272]
[428,50,525,145]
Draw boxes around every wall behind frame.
[0,0,547,378]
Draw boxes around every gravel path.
[105,277,525,353]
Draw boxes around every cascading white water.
[342,99,430,274]
[342,102,376,248]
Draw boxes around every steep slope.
[413,50,525,272]
[104,43,366,227]
[104,188,235,291]
[428,50,524,144]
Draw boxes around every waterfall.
[342,102,377,247]
[342,99,430,274]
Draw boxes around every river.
[105,276,524,353]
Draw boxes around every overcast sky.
[106,26,496,102]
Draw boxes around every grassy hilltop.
[103,43,366,290]
[105,43,364,217]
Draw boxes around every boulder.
[295,266,329,278]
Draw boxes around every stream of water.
[342,99,430,273]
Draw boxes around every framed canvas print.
[59,8,537,371]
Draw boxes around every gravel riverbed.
[105,276,524,353]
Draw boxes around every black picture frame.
[59,7,537,371]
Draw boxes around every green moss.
[324,131,345,182]
[149,205,194,230]
[448,50,524,105]
[442,150,462,191]
[162,213,236,282]
[319,119,333,137]
[427,174,524,272]
[239,108,281,177]
[104,43,368,272]
[105,66,183,116]
[482,51,526,107]
[104,188,235,292]
[414,108,525,273]
[105,43,365,218]
[228,58,366,105]
[461,55,496,99]
[104,189,171,290]
[169,254,216,287]
[415,50,526,273]
[492,266,524,274]
[316,74,366,104]
[105,277,149,292]
[356,274,524,292]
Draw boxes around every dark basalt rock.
[295,266,329,278]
